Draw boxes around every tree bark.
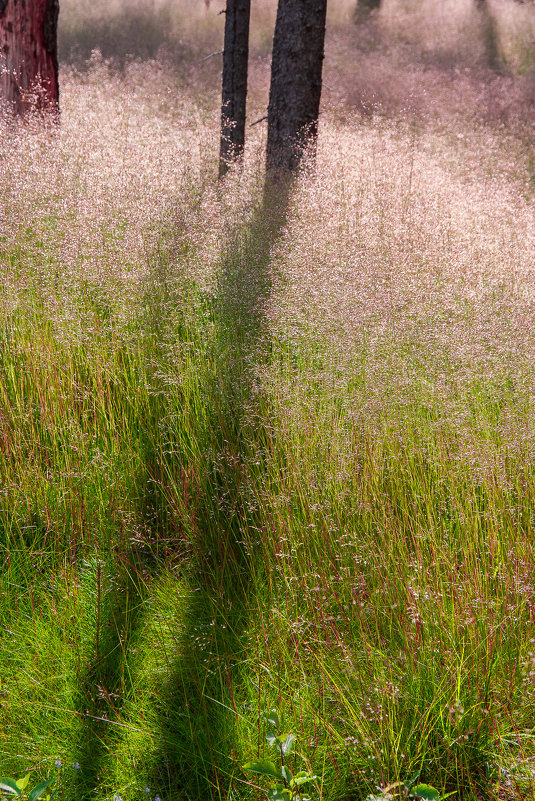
[219,0,251,177]
[266,0,328,175]
[0,0,59,117]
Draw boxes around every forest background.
[3,1,535,800]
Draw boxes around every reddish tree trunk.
[0,0,59,117]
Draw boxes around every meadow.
[2,1,535,799]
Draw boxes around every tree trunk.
[266,0,328,175]
[355,0,381,21]
[474,0,501,70]
[219,0,251,177]
[0,0,59,117]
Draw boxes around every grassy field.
[3,1,535,799]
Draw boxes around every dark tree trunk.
[474,0,501,70]
[219,0,251,177]
[0,0,59,117]
[266,0,328,175]
[355,0,381,21]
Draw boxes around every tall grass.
[3,1,535,800]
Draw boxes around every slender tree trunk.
[219,0,251,177]
[355,0,381,21]
[474,0,501,70]
[0,0,59,117]
[266,0,328,175]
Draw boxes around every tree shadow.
[69,173,292,800]
[59,5,189,68]
[58,1,224,71]
[71,555,147,797]
[71,411,172,799]
[143,175,292,801]
[70,225,198,797]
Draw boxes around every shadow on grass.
[58,2,224,71]
[71,408,172,799]
[59,6,190,67]
[70,175,292,800]
[143,176,292,801]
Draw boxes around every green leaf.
[29,779,55,801]
[16,775,31,792]
[365,796,388,801]
[404,772,421,791]
[411,785,440,801]
[281,766,293,783]
[266,732,278,747]
[279,734,295,755]
[265,710,280,731]
[291,772,317,787]
[267,787,292,801]
[0,779,22,796]
[243,760,284,781]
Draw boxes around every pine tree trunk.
[0,0,59,117]
[266,0,327,175]
[219,0,251,177]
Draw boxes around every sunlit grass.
[3,2,535,800]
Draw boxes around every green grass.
[2,172,535,801]
[4,3,535,797]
